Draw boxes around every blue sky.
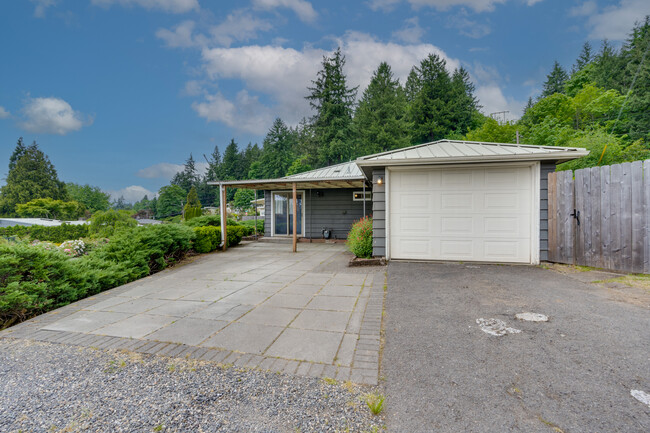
[1,0,648,202]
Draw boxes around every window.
[353,191,372,201]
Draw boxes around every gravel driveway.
[0,339,384,432]
[383,262,649,433]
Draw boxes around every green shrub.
[89,209,137,237]
[238,219,264,235]
[347,216,373,258]
[192,225,244,253]
[183,214,239,228]
[0,223,89,243]
[0,244,84,327]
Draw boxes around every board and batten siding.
[264,188,371,239]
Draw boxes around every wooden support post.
[222,186,228,252]
[292,182,297,253]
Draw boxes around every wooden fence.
[548,160,650,274]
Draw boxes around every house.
[209,140,588,264]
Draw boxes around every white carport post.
[292,182,297,253]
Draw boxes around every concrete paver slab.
[178,288,229,302]
[290,310,351,332]
[280,284,323,296]
[91,314,175,338]
[83,297,130,311]
[238,306,300,327]
[201,322,284,354]
[265,328,343,363]
[43,311,132,333]
[319,284,362,297]
[263,293,312,309]
[145,318,228,345]
[146,300,207,317]
[103,298,168,314]
[222,290,271,305]
[307,295,358,312]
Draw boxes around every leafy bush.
[192,225,244,253]
[239,219,264,234]
[183,214,239,228]
[0,223,89,243]
[347,216,373,258]
[89,209,137,237]
[0,244,84,327]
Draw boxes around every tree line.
[2,18,648,218]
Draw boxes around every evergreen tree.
[206,145,223,181]
[408,53,455,143]
[0,141,68,216]
[112,195,132,210]
[171,153,199,193]
[404,67,421,103]
[353,62,410,156]
[221,139,243,180]
[541,61,569,98]
[449,67,481,136]
[258,118,297,178]
[572,42,593,74]
[183,185,202,220]
[8,137,27,172]
[523,97,534,115]
[618,17,650,141]
[241,142,262,180]
[591,40,621,90]
[306,48,358,166]
[156,184,186,218]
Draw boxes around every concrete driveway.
[383,262,650,432]
[1,242,384,385]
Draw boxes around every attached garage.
[356,140,589,265]
[388,164,537,263]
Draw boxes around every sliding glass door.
[273,191,303,236]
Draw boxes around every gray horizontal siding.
[372,169,386,257]
[263,188,371,240]
[540,162,555,261]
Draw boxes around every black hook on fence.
[570,209,581,226]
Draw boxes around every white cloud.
[194,32,458,133]
[252,0,317,22]
[447,10,491,38]
[581,0,650,41]
[209,10,273,47]
[20,97,92,135]
[30,0,57,18]
[192,90,275,135]
[156,20,199,48]
[0,106,10,119]
[91,0,199,14]
[137,162,184,179]
[109,185,156,203]
[569,1,596,16]
[393,17,425,43]
[137,161,209,179]
[475,85,524,121]
[369,0,508,13]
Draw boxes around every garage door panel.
[390,165,534,263]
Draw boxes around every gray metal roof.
[356,140,589,165]
[283,161,363,180]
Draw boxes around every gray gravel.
[0,339,385,432]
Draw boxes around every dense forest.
[2,18,649,219]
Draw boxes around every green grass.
[364,393,385,415]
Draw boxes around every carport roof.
[356,139,589,167]
[207,161,367,190]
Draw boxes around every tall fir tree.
[221,139,243,180]
[408,53,455,143]
[572,42,593,74]
[540,61,569,98]
[353,62,410,155]
[0,140,68,216]
[258,118,297,178]
[404,67,422,104]
[591,40,621,90]
[448,67,481,136]
[306,48,358,166]
[171,153,199,193]
[183,185,202,220]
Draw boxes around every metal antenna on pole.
[489,111,509,124]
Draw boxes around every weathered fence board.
[548,159,650,274]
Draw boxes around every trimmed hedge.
[0,224,195,328]
[183,214,239,228]
[193,225,244,253]
[239,219,264,234]
[0,223,89,243]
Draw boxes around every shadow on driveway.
[383,262,649,433]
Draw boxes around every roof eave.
[355,151,590,167]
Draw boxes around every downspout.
[363,182,366,217]
[219,183,225,249]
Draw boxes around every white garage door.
[389,165,536,263]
